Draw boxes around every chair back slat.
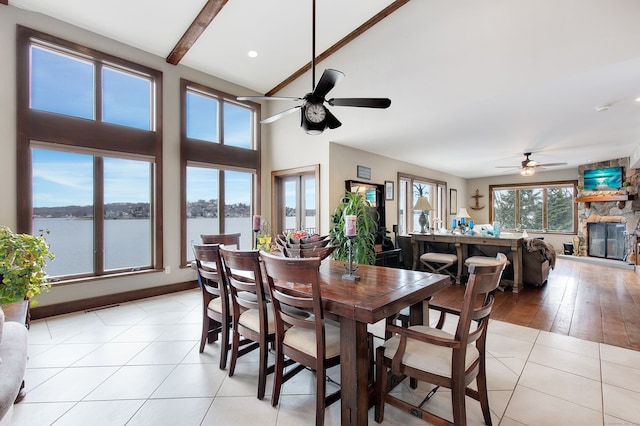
[219,248,264,312]
[260,252,324,334]
[201,233,241,249]
[455,253,507,345]
[193,243,226,295]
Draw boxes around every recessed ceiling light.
[247,50,258,58]
[636,97,640,102]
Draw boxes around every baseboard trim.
[30,281,199,320]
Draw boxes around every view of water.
[34,216,316,277]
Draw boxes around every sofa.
[0,306,29,426]
[522,238,556,286]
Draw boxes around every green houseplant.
[0,226,54,304]
[330,191,377,265]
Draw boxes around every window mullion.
[94,156,105,275]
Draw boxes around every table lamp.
[457,207,471,223]
[413,197,433,233]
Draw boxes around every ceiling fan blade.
[237,96,303,102]
[537,162,568,167]
[495,166,520,169]
[327,98,391,108]
[261,106,301,124]
[312,69,344,99]
[325,108,342,129]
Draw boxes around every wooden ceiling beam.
[0,1,9,5]
[166,0,228,65]
[266,0,410,97]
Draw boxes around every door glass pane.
[224,102,252,149]
[224,170,252,249]
[30,45,94,120]
[186,166,219,259]
[103,157,152,270]
[32,148,94,276]
[186,90,218,142]
[102,66,152,130]
[303,175,316,234]
[412,181,432,233]
[283,178,297,234]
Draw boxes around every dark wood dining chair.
[260,251,341,426]
[218,247,275,400]
[192,243,232,368]
[201,233,241,247]
[375,253,507,426]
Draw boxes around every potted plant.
[330,191,377,265]
[0,226,54,305]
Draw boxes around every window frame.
[180,79,261,266]
[271,165,320,236]
[16,26,163,280]
[489,180,578,234]
[397,173,447,235]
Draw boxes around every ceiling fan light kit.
[497,152,568,176]
[237,0,390,135]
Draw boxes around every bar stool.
[419,252,458,281]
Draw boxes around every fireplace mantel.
[575,194,629,203]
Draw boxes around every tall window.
[272,168,319,236]
[490,182,577,232]
[181,80,260,263]
[398,173,447,234]
[17,27,162,280]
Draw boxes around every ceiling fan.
[237,0,391,135]
[496,152,568,176]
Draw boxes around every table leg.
[339,317,370,426]
[454,242,463,284]
[411,238,420,270]
[512,243,523,293]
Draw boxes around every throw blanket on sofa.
[525,238,556,269]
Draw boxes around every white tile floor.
[9,289,640,425]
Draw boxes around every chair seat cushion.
[238,302,309,332]
[420,253,457,264]
[283,320,341,359]
[382,325,479,377]
[208,292,257,315]
[464,256,502,266]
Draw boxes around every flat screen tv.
[583,166,623,190]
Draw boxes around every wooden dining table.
[273,259,451,426]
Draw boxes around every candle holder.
[342,236,360,281]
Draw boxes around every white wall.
[466,168,579,251]
[0,6,260,306]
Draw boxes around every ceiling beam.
[0,1,8,5]
[166,0,228,65]
[266,0,410,97]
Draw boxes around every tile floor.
[9,289,640,425]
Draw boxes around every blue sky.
[31,44,253,208]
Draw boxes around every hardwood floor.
[430,256,640,351]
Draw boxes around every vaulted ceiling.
[8,0,640,178]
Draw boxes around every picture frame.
[449,188,457,215]
[385,180,394,200]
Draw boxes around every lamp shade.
[457,207,471,219]
[413,197,433,211]
[521,167,536,176]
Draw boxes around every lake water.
[34,216,314,277]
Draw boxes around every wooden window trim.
[16,26,164,276]
[489,180,578,234]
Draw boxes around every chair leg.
[315,364,326,426]
[257,335,269,400]
[271,346,285,407]
[229,327,240,376]
[374,346,386,423]
[219,318,230,370]
[200,316,219,353]
[451,379,467,426]
[477,359,492,425]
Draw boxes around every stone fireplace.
[577,157,640,262]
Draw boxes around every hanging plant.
[330,191,377,265]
